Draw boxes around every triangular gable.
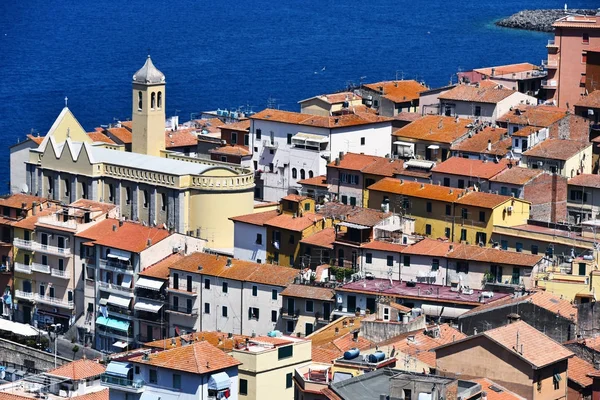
[39,107,92,149]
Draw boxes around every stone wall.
[360,315,426,343]
[0,338,70,373]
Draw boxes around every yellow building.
[535,253,600,304]
[367,178,530,246]
[14,57,254,252]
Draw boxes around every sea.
[0,0,598,191]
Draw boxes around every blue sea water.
[0,0,598,190]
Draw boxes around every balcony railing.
[541,80,558,88]
[281,308,300,320]
[101,374,145,393]
[135,288,166,301]
[14,263,32,274]
[98,259,134,274]
[35,293,74,309]
[98,281,134,297]
[31,263,51,274]
[107,306,134,320]
[51,268,71,279]
[166,286,198,296]
[263,139,278,149]
[542,59,558,68]
[15,290,34,301]
[165,305,198,316]
[13,238,71,257]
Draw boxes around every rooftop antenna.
[396,70,405,81]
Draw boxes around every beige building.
[521,139,592,177]
[13,57,255,252]
[298,92,363,116]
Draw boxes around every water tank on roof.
[368,351,386,363]
[343,348,360,360]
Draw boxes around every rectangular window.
[240,379,248,395]
[350,197,357,206]
[516,242,523,252]
[186,298,192,314]
[249,307,259,320]
[222,306,228,317]
[460,229,467,241]
[204,278,210,289]
[256,233,262,244]
[457,262,469,274]
[458,179,465,189]
[289,234,295,244]
[583,33,590,44]
[479,211,485,222]
[286,320,294,333]
[286,372,293,388]
[365,253,372,264]
[432,259,439,271]
[149,369,157,384]
[204,302,210,314]
[256,129,262,140]
[461,208,468,219]
[231,132,238,144]
[387,255,394,267]
[426,202,432,213]
[476,232,487,245]
[341,195,348,205]
[501,240,508,250]
[49,287,55,298]
[287,133,292,145]
[271,289,278,300]
[443,178,450,187]
[425,224,432,235]
[445,204,451,216]
[403,255,410,267]
[278,345,293,360]
[360,137,365,145]
[474,106,481,116]
[531,245,539,255]
[172,374,181,389]
[252,285,258,297]
[306,300,314,312]
[244,134,249,146]
[68,291,73,302]
[444,227,451,238]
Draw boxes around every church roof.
[133,55,165,84]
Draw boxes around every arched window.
[151,92,156,109]
[138,91,143,110]
[157,92,162,108]
[300,169,306,180]
[292,168,297,179]
[308,170,314,178]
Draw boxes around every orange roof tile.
[454,191,514,209]
[328,153,405,177]
[469,378,526,400]
[522,138,591,161]
[450,126,510,156]
[143,331,249,352]
[359,158,404,177]
[298,175,329,188]
[402,238,453,257]
[107,127,132,144]
[251,109,392,129]
[569,356,595,387]
[363,80,428,103]
[218,119,251,132]
[489,167,544,185]
[209,145,251,156]
[389,302,412,313]
[553,15,600,28]
[229,209,280,227]
[0,194,46,210]
[432,158,509,180]
[575,90,600,108]
[300,92,362,105]
[301,227,335,249]
[496,106,567,127]
[393,115,472,144]
[360,240,406,252]
[87,131,116,144]
[511,125,541,138]
[474,62,541,77]
[331,331,373,353]
[461,290,575,319]
[281,284,335,301]
[76,218,170,253]
[72,389,110,400]
[368,178,462,203]
[311,345,342,364]
[439,84,518,104]
[131,340,241,374]
[170,252,298,287]
[282,194,309,202]
[140,253,184,279]
[11,202,61,231]
[569,174,600,189]
[47,358,105,380]
[70,199,117,214]
[328,153,385,171]
[26,134,44,145]
[165,130,198,149]
[263,212,319,232]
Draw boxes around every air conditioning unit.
[589,109,595,116]
[506,206,514,212]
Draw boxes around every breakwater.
[496,9,597,32]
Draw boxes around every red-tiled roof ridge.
[47,358,105,380]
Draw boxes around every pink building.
[546,14,600,109]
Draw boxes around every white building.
[250,109,393,201]
[230,209,279,263]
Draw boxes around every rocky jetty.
[496,9,597,32]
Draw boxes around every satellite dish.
[21,184,29,194]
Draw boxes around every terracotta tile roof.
[131,340,241,374]
[489,167,544,185]
[460,290,576,319]
[76,218,170,253]
[143,331,249,352]
[297,175,329,188]
[360,158,404,177]
[140,253,184,279]
[496,106,567,127]
[69,199,116,214]
[0,194,45,210]
[47,358,106,380]
[87,131,116,144]
[170,252,298,287]
[107,127,132,144]
[328,153,405,177]
[368,178,463,202]
[328,153,386,171]
[401,238,453,257]
[569,174,600,189]
[192,118,224,135]
[522,139,591,161]
[251,109,392,129]
[474,63,541,77]
[229,209,280,227]
[331,331,373,353]
[307,316,362,348]
[119,121,133,130]
[281,284,335,301]
[360,240,406,252]
[511,125,541,138]
[389,302,412,313]
[439,84,518,104]
[450,126,510,156]
[263,212,319,232]
[575,90,600,108]
[379,324,467,368]
[209,145,251,156]
[300,227,336,249]
[218,119,251,132]
[394,112,422,122]
[344,208,390,227]
[26,134,44,145]
[393,115,472,144]
[300,92,362,105]
[12,202,61,231]
[469,378,526,400]
[553,15,600,28]
[282,194,309,202]
[165,130,198,149]
[432,158,509,180]
[73,389,110,400]
[454,190,514,209]
[363,80,428,103]
[568,356,595,387]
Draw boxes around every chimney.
[32,202,37,215]
[487,139,492,152]
[352,331,359,342]
[147,238,152,246]
[339,152,344,160]
[226,258,232,267]
[491,68,496,77]
[119,220,124,227]
[112,224,117,232]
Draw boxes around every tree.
[72,345,80,360]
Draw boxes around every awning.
[140,391,181,400]
[136,277,164,291]
[393,141,414,147]
[134,301,163,313]
[404,159,436,169]
[376,224,402,232]
[107,249,131,261]
[427,144,440,150]
[99,298,108,306]
[0,319,39,337]
[107,294,131,308]
[121,275,132,288]
[96,316,130,332]
[337,221,370,230]
[292,133,329,145]
[208,372,231,390]
[105,362,132,377]
[113,341,128,349]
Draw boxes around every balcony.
[547,39,558,50]
[135,288,166,302]
[35,293,74,309]
[98,281,134,297]
[315,311,331,324]
[107,306,134,321]
[15,290,34,301]
[99,259,134,275]
[101,375,145,393]
[37,215,78,230]
[281,308,300,320]
[263,139,278,149]
[51,268,71,279]
[541,80,558,89]
[166,286,198,296]
[542,59,558,69]
[31,263,51,274]
[165,304,198,316]
[13,238,72,257]
[14,263,32,274]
